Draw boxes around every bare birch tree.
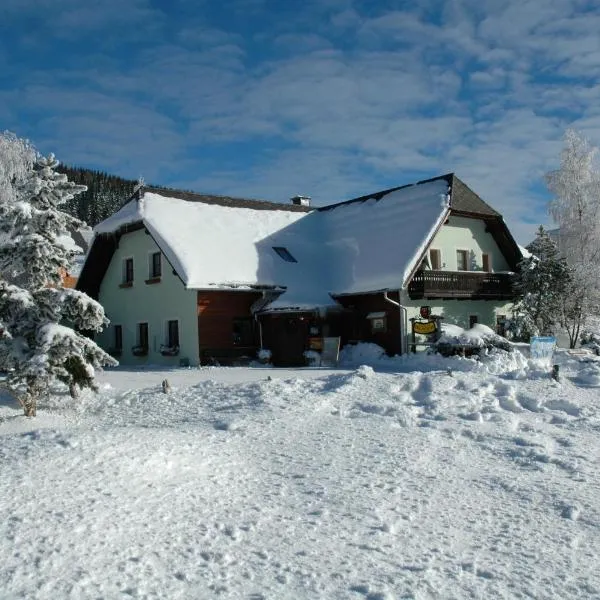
[546,129,600,347]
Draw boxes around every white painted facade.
[426,215,511,273]
[96,229,200,366]
[399,215,515,345]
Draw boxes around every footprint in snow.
[411,375,435,406]
[545,399,581,417]
[560,504,581,520]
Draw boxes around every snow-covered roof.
[84,174,518,311]
[321,179,450,294]
[97,193,308,288]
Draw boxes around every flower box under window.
[160,344,180,357]
[132,345,148,357]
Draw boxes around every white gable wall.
[96,229,199,366]
[427,215,510,272]
[397,215,514,350]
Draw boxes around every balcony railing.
[408,270,515,300]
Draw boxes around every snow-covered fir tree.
[0,133,117,416]
[512,226,572,341]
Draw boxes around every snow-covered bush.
[303,349,321,367]
[0,133,117,415]
[257,348,272,363]
[579,316,600,352]
[433,323,512,357]
[339,342,387,365]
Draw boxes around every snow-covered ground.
[1,348,600,599]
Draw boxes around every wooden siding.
[197,291,262,364]
[260,313,311,367]
[260,311,346,367]
[335,292,403,356]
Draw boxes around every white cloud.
[5,0,600,244]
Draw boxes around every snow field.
[1,351,600,598]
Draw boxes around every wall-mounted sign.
[413,320,437,335]
[420,306,431,319]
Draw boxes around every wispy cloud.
[3,0,600,243]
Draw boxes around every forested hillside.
[58,165,137,227]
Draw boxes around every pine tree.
[513,226,572,341]
[58,165,136,226]
[0,134,117,416]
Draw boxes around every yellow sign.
[413,320,437,335]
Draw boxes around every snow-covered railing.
[408,271,514,300]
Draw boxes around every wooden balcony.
[408,270,515,300]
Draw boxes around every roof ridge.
[143,186,312,213]
[318,173,453,212]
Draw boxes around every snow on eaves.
[92,180,451,308]
[94,198,143,234]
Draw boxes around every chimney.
[290,195,311,207]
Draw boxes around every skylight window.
[273,246,297,263]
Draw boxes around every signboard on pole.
[530,336,556,364]
[321,336,341,367]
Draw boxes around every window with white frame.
[367,311,387,333]
[456,249,469,271]
[429,248,442,270]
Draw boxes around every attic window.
[273,246,297,263]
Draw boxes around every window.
[372,318,386,332]
[167,320,179,348]
[137,322,148,349]
[482,253,491,272]
[367,311,387,333]
[429,249,442,270]
[496,315,507,337]
[233,318,254,346]
[150,252,161,278]
[456,250,469,271]
[114,325,122,351]
[123,258,134,283]
[133,322,149,356]
[469,315,478,328]
[273,246,297,263]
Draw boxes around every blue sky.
[2,0,600,243]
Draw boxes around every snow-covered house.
[77,174,522,366]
